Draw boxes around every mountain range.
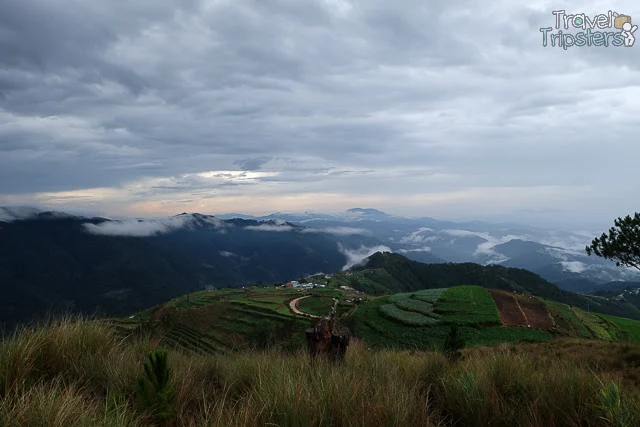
[2,206,639,328]
[219,208,640,288]
[0,208,379,327]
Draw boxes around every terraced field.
[108,286,356,354]
[106,283,640,354]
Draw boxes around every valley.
[105,255,640,358]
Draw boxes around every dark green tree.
[586,213,640,271]
[136,351,175,422]
[443,325,465,361]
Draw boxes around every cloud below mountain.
[301,226,371,236]
[338,244,392,271]
[399,246,432,253]
[244,224,295,232]
[560,261,587,274]
[83,217,190,237]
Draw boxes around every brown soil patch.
[489,290,527,327]
[515,294,555,330]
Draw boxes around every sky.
[1,0,638,231]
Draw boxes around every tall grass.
[2,317,640,426]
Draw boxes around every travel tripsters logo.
[540,10,637,49]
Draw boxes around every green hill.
[109,285,356,354]
[99,254,640,356]
[345,252,640,320]
[351,285,640,351]
[108,278,640,356]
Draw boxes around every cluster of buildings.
[283,280,326,289]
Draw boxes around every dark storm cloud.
[0,0,639,227]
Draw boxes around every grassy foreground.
[3,318,640,426]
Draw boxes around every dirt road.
[289,295,320,318]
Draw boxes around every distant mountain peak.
[346,208,391,217]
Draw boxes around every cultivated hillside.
[109,279,640,357]
[347,252,640,320]
[352,285,640,350]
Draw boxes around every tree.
[586,213,640,271]
[136,351,175,422]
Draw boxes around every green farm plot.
[372,285,499,328]
[233,293,296,316]
[242,299,283,311]
[542,300,619,340]
[572,308,615,340]
[412,288,447,303]
[275,305,294,316]
[353,295,551,351]
[248,296,288,304]
[389,293,440,317]
[380,304,439,326]
[544,300,592,338]
[166,293,222,310]
[297,296,335,317]
[435,286,501,325]
[597,314,640,343]
[228,303,292,322]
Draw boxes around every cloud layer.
[83,217,190,236]
[1,0,639,229]
[244,223,295,232]
[301,226,371,236]
[338,244,392,270]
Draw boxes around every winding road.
[289,295,320,318]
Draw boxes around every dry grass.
[2,318,640,426]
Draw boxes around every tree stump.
[305,319,350,362]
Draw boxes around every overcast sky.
[1,0,638,230]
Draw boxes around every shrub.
[136,351,175,422]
